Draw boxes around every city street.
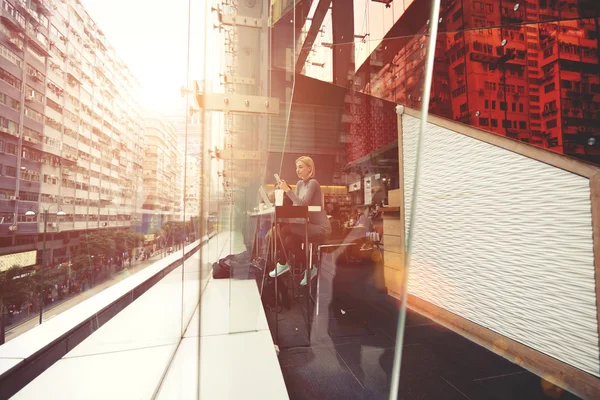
[4,252,168,343]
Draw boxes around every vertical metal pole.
[316,246,321,317]
[388,1,441,399]
[305,215,309,340]
[39,209,48,324]
[274,211,278,344]
[14,37,29,246]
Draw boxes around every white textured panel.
[402,114,600,377]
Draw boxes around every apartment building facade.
[168,113,203,222]
[356,0,599,164]
[140,116,182,238]
[0,0,144,265]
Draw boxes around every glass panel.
[260,0,439,398]
[196,0,280,334]
[1,0,196,393]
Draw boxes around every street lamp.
[26,205,66,324]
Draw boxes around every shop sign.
[0,250,37,272]
[349,180,361,192]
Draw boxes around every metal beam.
[195,93,280,115]
[223,75,256,85]
[215,148,262,161]
[295,0,332,73]
[332,0,354,88]
[218,13,264,28]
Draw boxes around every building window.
[544,83,556,93]
[0,116,18,135]
[452,86,467,98]
[511,103,516,112]
[2,142,16,155]
[26,64,45,82]
[25,85,44,103]
[485,81,497,91]
[5,166,16,177]
[500,102,507,111]
[0,93,20,111]
[25,107,44,123]
[479,117,489,126]
[485,100,489,109]
[492,100,496,110]
[502,120,512,128]
[0,44,23,68]
[452,10,463,22]
[491,119,498,127]
[561,80,572,89]
[519,103,524,112]
[546,119,557,129]
[519,121,527,129]
[0,67,22,89]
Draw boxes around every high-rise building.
[0,0,144,265]
[168,113,203,222]
[141,116,182,236]
[359,0,599,163]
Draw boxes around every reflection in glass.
[0,0,597,398]
[356,0,600,164]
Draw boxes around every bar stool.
[307,238,357,317]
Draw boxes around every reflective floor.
[267,256,581,400]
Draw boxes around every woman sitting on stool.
[270,156,331,285]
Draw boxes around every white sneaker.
[269,263,290,277]
[300,266,318,286]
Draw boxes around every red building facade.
[363,0,599,163]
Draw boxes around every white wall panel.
[402,114,600,377]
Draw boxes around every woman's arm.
[286,180,318,206]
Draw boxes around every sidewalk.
[4,252,167,343]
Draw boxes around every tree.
[71,253,93,277]
[113,229,143,267]
[29,265,68,310]
[161,222,185,248]
[114,229,143,256]
[79,230,116,259]
[0,266,32,345]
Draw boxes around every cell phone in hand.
[274,173,281,183]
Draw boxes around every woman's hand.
[279,179,291,193]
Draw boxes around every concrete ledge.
[8,232,288,400]
[156,279,287,399]
[0,233,215,400]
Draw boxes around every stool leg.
[308,242,313,297]
[316,246,321,316]
[290,253,297,299]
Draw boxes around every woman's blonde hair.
[296,156,315,179]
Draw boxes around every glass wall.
[1,0,597,398]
